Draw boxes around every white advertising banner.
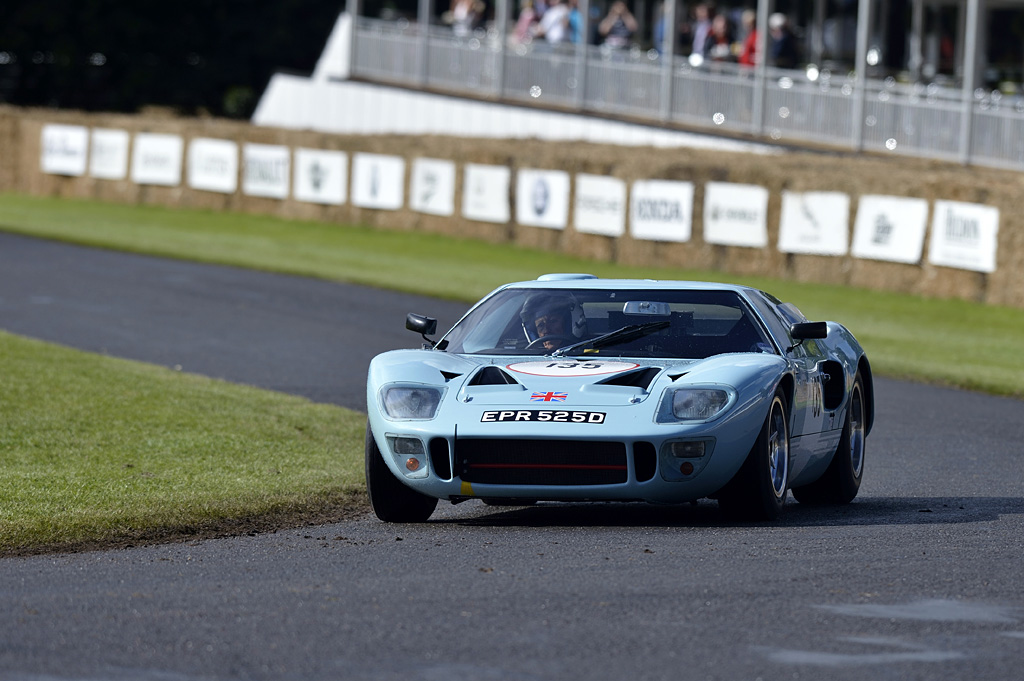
[629,180,694,242]
[516,168,570,230]
[130,133,183,186]
[777,191,850,255]
[294,148,347,205]
[351,153,405,210]
[89,128,130,180]
[851,195,929,264]
[410,158,456,216]
[462,163,510,223]
[187,138,238,194]
[928,200,999,273]
[574,174,626,237]
[243,143,290,198]
[703,182,769,247]
[41,124,88,176]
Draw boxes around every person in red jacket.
[737,10,759,66]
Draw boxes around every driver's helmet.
[519,291,587,344]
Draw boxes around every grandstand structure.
[254,1,1024,171]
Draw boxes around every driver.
[520,292,587,351]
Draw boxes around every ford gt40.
[366,274,873,522]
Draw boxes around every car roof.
[499,274,760,296]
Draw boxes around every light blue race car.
[366,274,874,522]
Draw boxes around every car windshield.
[439,287,775,359]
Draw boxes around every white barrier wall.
[253,75,779,155]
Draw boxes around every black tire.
[718,389,790,521]
[792,371,866,505]
[365,424,438,522]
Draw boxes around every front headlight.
[381,385,444,420]
[658,386,735,422]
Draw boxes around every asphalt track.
[2,232,1024,681]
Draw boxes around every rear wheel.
[718,389,790,521]
[365,424,438,522]
[792,372,866,505]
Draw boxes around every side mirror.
[790,321,828,341]
[406,313,437,336]
[406,313,438,348]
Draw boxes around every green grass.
[0,331,366,556]
[2,192,1023,554]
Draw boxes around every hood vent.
[440,371,463,382]
[468,366,519,386]
[599,367,662,390]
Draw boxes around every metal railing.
[352,17,1024,171]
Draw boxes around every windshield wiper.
[551,321,670,357]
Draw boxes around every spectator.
[513,0,538,44]
[534,0,570,45]
[447,0,485,38]
[703,13,735,62]
[567,0,583,44]
[737,9,758,66]
[768,12,799,68]
[690,3,715,57]
[598,1,638,49]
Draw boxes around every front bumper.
[368,400,767,505]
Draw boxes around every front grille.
[456,439,627,486]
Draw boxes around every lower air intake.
[456,439,627,486]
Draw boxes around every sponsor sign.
[777,191,850,255]
[574,174,626,237]
[243,143,290,198]
[481,410,607,423]
[351,153,405,210]
[41,124,88,176]
[89,128,129,180]
[516,168,570,230]
[294,148,347,205]
[410,158,456,216]
[188,138,238,194]
[630,180,694,242]
[506,361,639,377]
[462,163,510,223]
[703,182,769,247]
[927,200,999,273]
[131,133,183,186]
[851,195,928,264]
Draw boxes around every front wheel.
[718,389,790,521]
[365,424,438,522]
[792,371,866,505]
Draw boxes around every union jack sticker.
[531,391,568,402]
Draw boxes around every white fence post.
[958,0,981,165]
[852,0,872,151]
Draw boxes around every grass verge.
[0,331,367,557]
[3,193,1023,398]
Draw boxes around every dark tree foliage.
[0,0,343,118]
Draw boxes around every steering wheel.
[525,334,577,350]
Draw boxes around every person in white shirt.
[534,0,569,44]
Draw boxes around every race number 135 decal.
[506,361,639,377]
